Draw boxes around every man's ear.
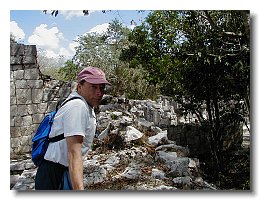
[77,83,82,92]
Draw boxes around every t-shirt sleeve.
[62,101,88,137]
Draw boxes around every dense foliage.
[72,19,160,99]
[120,10,250,184]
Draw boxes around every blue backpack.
[31,96,82,166]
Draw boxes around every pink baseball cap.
[77,67,111,85]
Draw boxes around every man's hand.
[66,135,84,190]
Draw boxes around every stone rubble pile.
[11,95,217,190]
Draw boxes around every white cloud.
[69,41,79,54]
[129,24,136,30]
[28,24,64,50]
[60,10,96,20]
[43,48,70,59]
[10,21,25,41]
[59,47,71,57]
[43,43,77,59]
[45,49,59,58]
[87,23,109,34]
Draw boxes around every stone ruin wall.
[10,43,77,158]
[11,43,240,159]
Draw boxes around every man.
[35,66,111,190]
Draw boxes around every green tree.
[73,19,160,99]
[58,60,81,81]
[37,48,68,80]
[120,10,250,181]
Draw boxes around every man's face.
[78,81,105,107]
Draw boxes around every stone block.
[23,64,39,69]
[24,45,37,56]
[32,114,44,124]
[11,138,21,148]
[10,96,17,105]
[10,105,17,118]
[18,145,31,154]
[10,43,24,56]
[58,86,71,98]
[17,105,30,116]
[22,116,33,126]
[10,118,15,127]
[10,127,21,137]
[30,104,38,115]
[19,125,35,136]
[21,135,30,146]
[42,89,59,102]
[48,101,58,111]
[10,56,23,65]
[23,55,37,64]
[16,89,32,104]
[24,68,40,80]
[27,80,43,89]
[168,157,190,176]
[10,82,16,97]
[14,116,23,126]
[11,64,24,71]
[32,89,43,103]
[13,70,24,80]
[10,71,14,81]
[15,80,29,89]
[37,103,48,114]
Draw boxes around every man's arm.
[66,135,84,190]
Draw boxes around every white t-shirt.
[44,92,96,167]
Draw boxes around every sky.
[10,10,150,59]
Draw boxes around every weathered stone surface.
[24,69,40,80]
[10,43,25,56]
[27,80,43,88]
[32,89,43,103]
[13,70,24,80]
[16,89,32,104]
[125,126,143,142]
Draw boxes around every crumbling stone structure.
[10,43,243,161]
[10,43,77,157]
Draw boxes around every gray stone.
[10,43,24,56]
[10,82,16,97]
[27,80,43,88]
[16,89,32,104]
[10,56,24,65]
[17,105,30,116]
[32,114,45,124]
[156,151,177,163]
[125,126,143,142]
[13,70,25,80]
[10,96,17,105]
[32,89,43,103]
[37,103,48,114]
[148,130,168,146]
[24,68,40,80]
[22,116,33,126]
[151,168,166,180]
[10,105,17,118]
[11,138,21,148]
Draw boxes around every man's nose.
[95,86,104,96]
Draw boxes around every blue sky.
[10,10,150,59]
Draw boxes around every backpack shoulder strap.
[56,96,82,111]
[49,133,65,143]
[50,96,83,142]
